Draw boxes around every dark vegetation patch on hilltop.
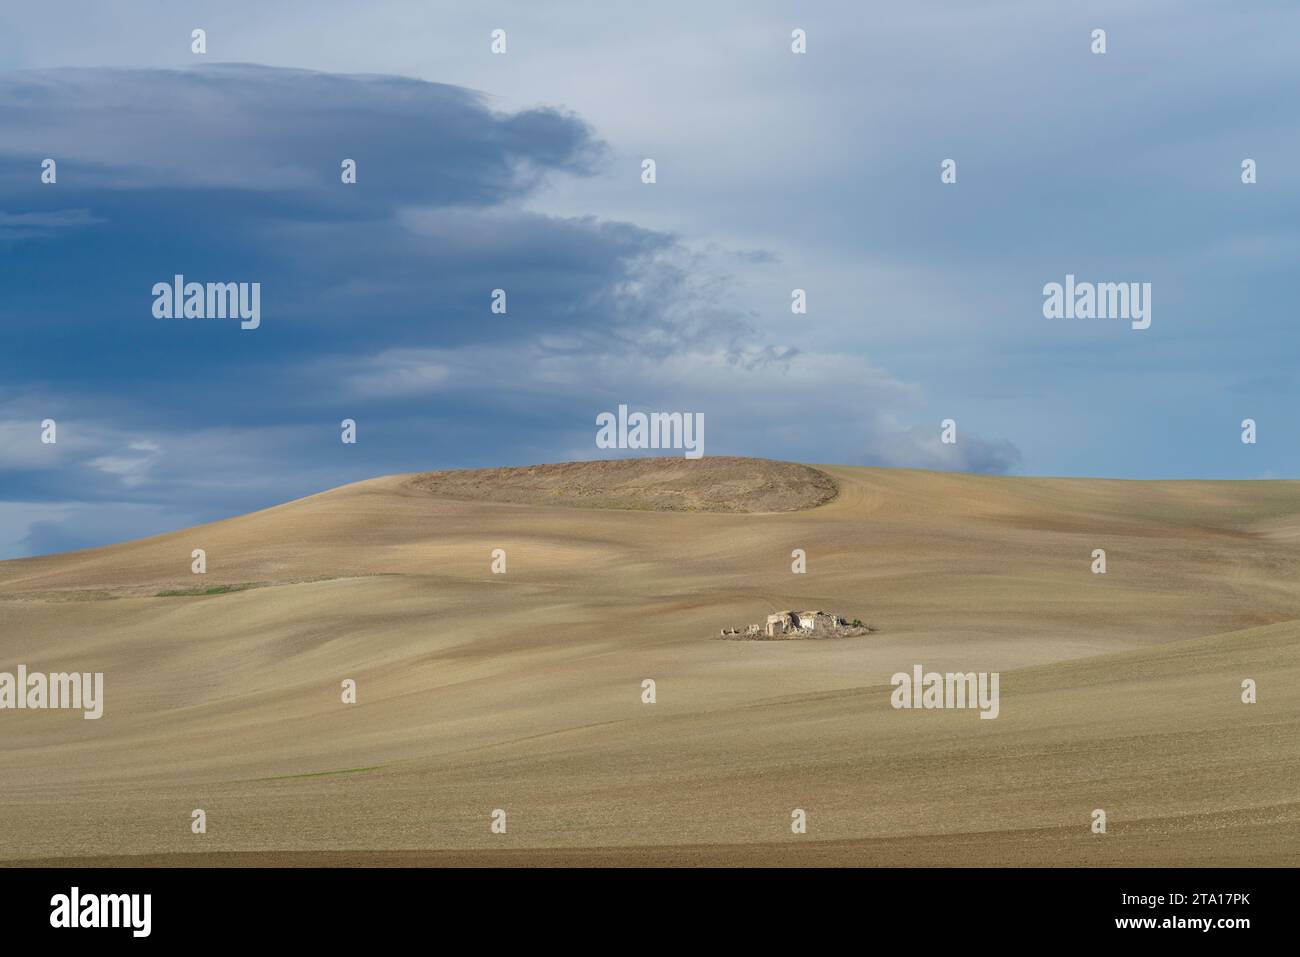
[405,457,838,513]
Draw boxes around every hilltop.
[405,457,838,513]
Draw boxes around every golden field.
[1,458,1297,866]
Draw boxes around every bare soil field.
[1,459,1297,866]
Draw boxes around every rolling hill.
[1,458,1297,865]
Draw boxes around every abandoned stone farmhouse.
[718,610,871,640]
[765,610,842,636]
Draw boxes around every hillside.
[1,460,1298,865]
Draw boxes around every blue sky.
[2,1,1299,557]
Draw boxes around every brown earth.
[1,460,1298,866]
[404,456,838,513]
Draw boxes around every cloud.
[341,351,451,399]
[88,440,162,487]
[0,65,605,198]
[0,208,104,239]
[863,427,1022,475]
[0,501,200,559]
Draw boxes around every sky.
[1,1,1298,558]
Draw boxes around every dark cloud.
[0,64,606,201]
[0,65,683,409]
